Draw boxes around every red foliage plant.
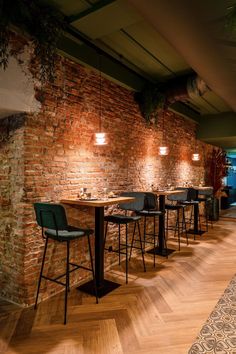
[208,148,228,196]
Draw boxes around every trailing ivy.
[134,83,165,124]
[207,148,228,197]
[0,0,66,82]
[225,4,236,34]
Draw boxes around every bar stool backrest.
[175,187,197,201]
[198,187,213,196]
[187,188,198,201]
[144,192,158,210]
[167,190,188,202]
[119,192,146,212]
[34,202,68,230]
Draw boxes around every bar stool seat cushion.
[165,204,185,210]
[180,200,199,206]
[104,214,141,224]
[197,197,211,202]
[137,210,163,216]
[45,225,93,241]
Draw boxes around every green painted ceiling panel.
[203,91,231,112]
[187,96,219,115]
[202,137,236,150]
[100,31,174,79]
[52,0,89,16]
[123,21,189,74]
[71,0,141,39]
[197,113,236,149]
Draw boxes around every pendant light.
[192,139,200,161]
[192,153,200,161]
[94,53,107,146]
[159,109,169,156]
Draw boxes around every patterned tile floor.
[189,274,236,353]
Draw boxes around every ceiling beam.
[197,112,236,140]
[68,0,116,23]
[169,101,200,123]
[197,112,236,149]
[127,0,236,111]
[58,34,146,91]
[121,29,176,76]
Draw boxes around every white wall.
[0,50,41,119]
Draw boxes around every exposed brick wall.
[0,54,214,306]
[0,115,26,302]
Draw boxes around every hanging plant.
[225,4,236,34]
[0,0,66,83]
[134,83,165,124]
[207,148,228,197]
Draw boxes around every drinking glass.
[103,187,108,200]
[79,187,87,198]
[166,180,172,190]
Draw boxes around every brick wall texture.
[0,54,215,306]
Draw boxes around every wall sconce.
[94,53,107,146]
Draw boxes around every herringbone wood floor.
[1,218,236,354]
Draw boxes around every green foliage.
[208,148,228,196]
[134,83,165,124]
[225,4,236,34]
[0,0,66,82]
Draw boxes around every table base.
[187,229,205,236]
[147,247,175,257]
[77,279,121,298]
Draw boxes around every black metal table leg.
[147,194,175,257]
[188,203,205,236]
[77,206,120,297]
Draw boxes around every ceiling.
[50,0,236,150]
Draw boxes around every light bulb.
[192,153,200,161]
[94,132,107,145]
[159,146,169,156]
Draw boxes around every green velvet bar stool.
[165,190,189,250]
[34,202,98,324]
[176,187,201,239]
[104,192,146,284]
[136,192,165,266]
[196,188,214,231]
